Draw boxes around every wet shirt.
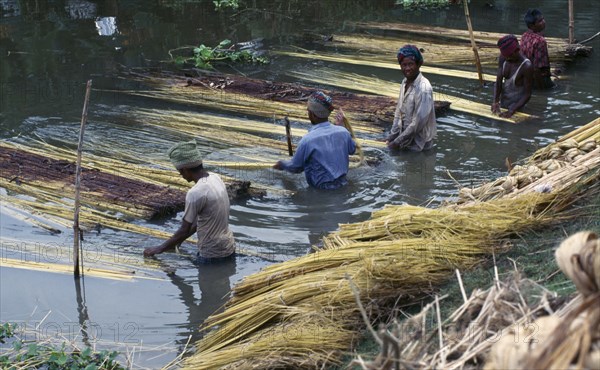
[183,173,235,258]
[387,72,437,151]
[501,58,532,109]
[279,122,356,189]
[521,30,550,69]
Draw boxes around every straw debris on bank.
[351,231,600,370]
[183,120,599,369]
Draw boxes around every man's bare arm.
[144,220,197,257]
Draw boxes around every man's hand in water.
[144,246,163,257]
[500,109,515,118]
[491,102,501,114]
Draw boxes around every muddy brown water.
[1,1,599,367]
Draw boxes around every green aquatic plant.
[0,323,125,370]
[396,0,459,9]
[0,323,15,344]
[170,39,269,69]
[213,0,240,10]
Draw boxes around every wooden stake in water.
[284,116,293,156]
[463,0,484,85]
[568,0,575,44]
[74,80,92,277]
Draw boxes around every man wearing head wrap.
[386,44,437,151]
[491,35,533,118]
[273,91,356,190]
[521,8,554,89]
[144,140,235,262]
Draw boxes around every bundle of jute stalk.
[459,118,600,203]
[347,21,587,61]
[531,117,600,162]
[184,122,600,369]
[127,75,384,134]
[321,34,501,65]
[322,192,563,249]
[288,68,533,123]
[184,191,581,369]
[188,237,483,369]
[274,50,497,82]
[485,231,600,370]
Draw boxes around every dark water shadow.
[152,254,238,352]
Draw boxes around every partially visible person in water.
[492,35,533,118]
[521,8,555,89]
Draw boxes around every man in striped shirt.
[521,9,555,89]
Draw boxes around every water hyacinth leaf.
[173,56,186,65]
[218,39,232,48]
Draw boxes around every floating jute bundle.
[580,138,597,152]
[459,161,554,202]
[558,138,579,150]
[537,158,563,173]
[535,137,598,162]
[459,133,599,204]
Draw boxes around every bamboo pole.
[284,116,293,156]
[73,80,92,277]
[463,0,484,85]
[568,0,575,44]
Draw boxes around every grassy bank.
[345,192,600,368]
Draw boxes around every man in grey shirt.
[386,45,437,152]
[143,140,235,262]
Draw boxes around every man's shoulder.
[416,74,433,91]
[328,124,353,137]
[188,173,225,195]
[522,30,546,42]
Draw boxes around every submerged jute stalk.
[288,68,533,123]
[347,21,572,52]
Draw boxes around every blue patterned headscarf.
[397,45,423,64]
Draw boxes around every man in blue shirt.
[273,91,356,190]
